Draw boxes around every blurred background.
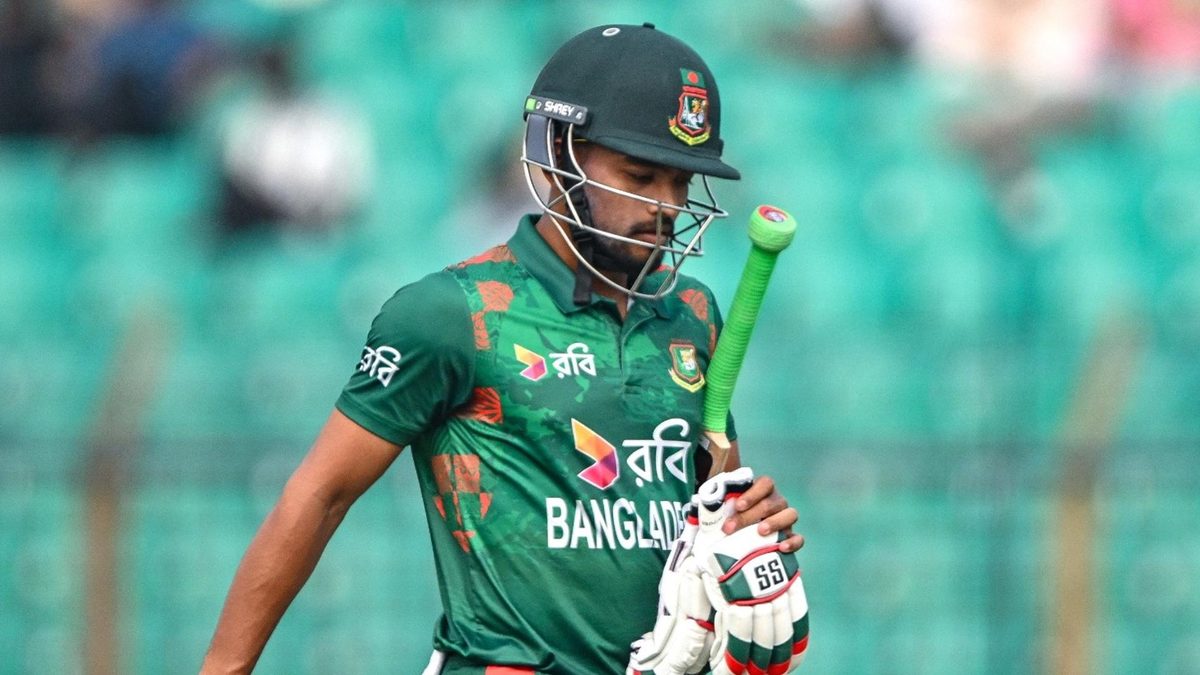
[1,0,1198,673]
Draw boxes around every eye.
[626,171,653,184]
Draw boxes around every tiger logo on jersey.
[668,340,705,392]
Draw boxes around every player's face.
[573,143,693,279]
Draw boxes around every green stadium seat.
[857,159,996,252]
[404,1,548,75]
[0,485,84,674]
[778,242,892,334]
[1119,347,1200,440]
[142,338,250,442]
[65,246,205,345]
[1153,260,1200,347]
[355,155,453,254]
[296,3,412,80]
[185,0,289,44]
[203,235,349,343]
[0,340,103,445]
[1027,143,1142,252]
[722,65,851,163]
[0,246,79,342]
[335,258,411,338]
[0,140,67,243]
[64,140,209,256]
[848,69,953,165]
[121,484,256,674]
[1033,247,1149,336]
[894,246,1005,340]
[1130,85,1200,167]
[238,336,352,440]
[1141,168,1200,256]
[734,156,856,248]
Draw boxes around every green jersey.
[336,216,735,673]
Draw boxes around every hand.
[721,475,805,554]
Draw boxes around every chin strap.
[572,228,594,306]
[564,143,598,307]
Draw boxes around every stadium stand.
[0,2,1197,674]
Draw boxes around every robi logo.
[571,419,619,489]
[570,418,693,490]
[514,344,547,381]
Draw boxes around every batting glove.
[626,501,713,675]
[692,467,810,675]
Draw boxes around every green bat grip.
[703,205,796,434]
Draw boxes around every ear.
[556,136,592,173]
[548,138,590,195]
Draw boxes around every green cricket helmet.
[521,23,740,303]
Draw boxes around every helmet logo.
[668,68,711,146]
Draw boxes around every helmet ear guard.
[522,113,556,171]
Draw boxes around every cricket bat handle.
[703,205,797,475]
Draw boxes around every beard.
[591,232,664,282]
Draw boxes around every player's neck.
[535,215,630,319]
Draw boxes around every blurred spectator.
[924,0,1110,182]
[1,0,220,140]
[915,0,1108,96]
[216,42,373,237]
[792,0,1110,182]
[1110,0,1200,75]
[0,0,56,134]
[786,0,943,67]
[85,0,218,136]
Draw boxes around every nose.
[646,185,683,224]
[648,200,679,226]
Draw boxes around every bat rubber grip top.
[747,204,797,252]
[702,206,796,434]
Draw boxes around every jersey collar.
[508,214,674,318]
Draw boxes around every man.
[202,23,805,674]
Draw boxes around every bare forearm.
[201,484,349,673]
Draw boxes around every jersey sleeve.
[335,271,475,447]
[707,285,738,442]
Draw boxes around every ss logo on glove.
[750,557,788,594]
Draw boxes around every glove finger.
[667,620,710,672]
[668,566,712,672]
[691,606,717,674]
[706,609,730,675]
[766,594,793,675]
[714,605,754,675]
[749,602,774,674]
[788,577,810,670]
[680,566,713,624]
